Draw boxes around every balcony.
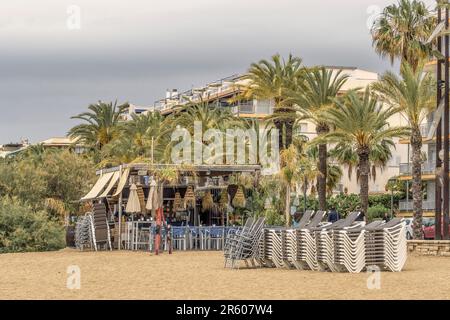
[399,200,436,211]
[399,162,436,175]
[420,123,431,137]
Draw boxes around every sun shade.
[98,171,120,198]
[81,172,115,201]
[125,184,141,213]
[112,168,130,198]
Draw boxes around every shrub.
[367,205,389,222]
[264,208,285,226]
[0,197,65,253]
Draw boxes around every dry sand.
[0,249,449,300]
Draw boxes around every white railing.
[399,200,435,211]
[399,162,436,175]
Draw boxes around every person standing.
[328,206,340,223]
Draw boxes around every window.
[298,123,308,133]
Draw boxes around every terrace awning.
[81,172,115,201]
[112,168,130,198]
[98,171,120,198]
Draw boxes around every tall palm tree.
[372,62,435,239]
[241,54,305,149]
[320,89,408,215]
[291,67,349,210]
[68,101,129,150]
[371,0,435,71]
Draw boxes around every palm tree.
[166,101,238,164]
[68,101,129,150]
[279,143,318,226]
[241,54,305,149]
[101,111,170,166]
[371,0,435,71]
[291,67,349,210]
[306,145,343,196]
[331,139,396,195]
[319,89,408,216]
[171,102,236,135]
[372,62,435,239]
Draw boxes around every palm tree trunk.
[285,119,294,148]
[411,128,424,239]
[273,119,284,150]
[358,149,370,219]
[285,183,291,227]
[316,124,329,211]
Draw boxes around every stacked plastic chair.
[365,218,407,272]
[333,220,383,273]
[279,210,314,269]
[314,212,362,272]
[298,211,327,270]
[91,203,112,251]
[224,217,265,269]
[74,213,94,251]
[263,227,284,268]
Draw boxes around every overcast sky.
[0,0,436,143]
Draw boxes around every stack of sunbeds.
[237,211,407,273]
[91,203,112,251]
[282,210,314,269]
[364,218,407,272]
[314,212,362,272]
[298,210,327,270]
[263,227,284,268]
[224,217,265,269]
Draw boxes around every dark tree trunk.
[273,119,284,150]
[358,148,370,219]
[316,124,329,211]
[411,128,424,239]
[285,119,294,148]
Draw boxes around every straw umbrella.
[126,184,142,213]
[126,184,141,250]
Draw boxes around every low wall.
[408,240,450,256]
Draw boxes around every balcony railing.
[399,162,436,175]
[420,123,431,137]
[399,200,436,211]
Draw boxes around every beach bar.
[75,163,261,253]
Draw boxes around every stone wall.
[408,240,450,256]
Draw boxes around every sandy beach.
[0,249,449,300]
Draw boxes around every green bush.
[264,208,285,226]
[0,197,65,253]
[368,194,403,210]
[327,194,361,217]
[367,205,389,222]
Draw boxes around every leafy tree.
[0,197,65,253]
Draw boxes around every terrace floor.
[0,249,449,300]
